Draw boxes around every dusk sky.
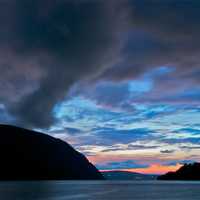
[0,0,200,174]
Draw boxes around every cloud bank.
[0,0,199,129]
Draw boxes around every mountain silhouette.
[0,124,103,180]
[157,163,200,180]
[102,171,157,180]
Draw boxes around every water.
[0,181,200,200]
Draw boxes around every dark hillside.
[158,163,200,180]
[0,124,103,180]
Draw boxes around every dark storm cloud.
[1,0,200,128]
[70,0,200,108]
[0,0,128,128]
[102,0,200,79]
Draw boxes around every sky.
[0,0,200,174]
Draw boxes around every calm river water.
[0,181,200,200]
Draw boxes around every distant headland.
[158,163,200,180]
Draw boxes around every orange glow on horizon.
[101,163,182,175]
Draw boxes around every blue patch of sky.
[128,79,153,94]
[72,127,155,146]
[51,94,200,144]
[162,137,200,145]
[175,128,200,135]
[125,66,173,97]
[49,65,200,155]
[178,88,200,101]
[144,66,174,78]
[52,96,126,131]
[96,160,149,170]
[0,104,14,124]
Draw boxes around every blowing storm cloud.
[0,0,200,174]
